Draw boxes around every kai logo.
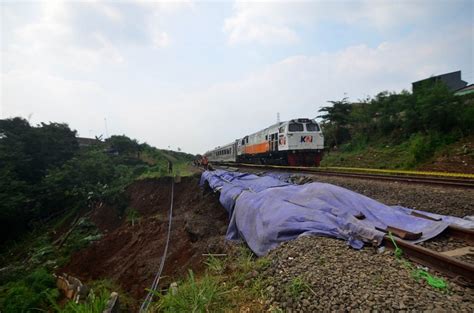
[279,136,286,145]
[300,135,313,143]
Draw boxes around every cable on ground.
[139,177,174,312]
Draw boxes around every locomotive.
[205,118,324,166]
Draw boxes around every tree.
[318,98,352,147]
[106,135,140,156]
[0,118,79,244]
[0,118,78,183]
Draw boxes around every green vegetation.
[286,276,311,300]
[0,268,59,313]
[0,117,194,246]
[57,290,109,313]
[319,83,474,169]
[0,117,195,312]
[152,246,271,312]
[126,207,140,226]
[153,270,226,312]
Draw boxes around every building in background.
[454,84,474,96]
[412,70,468,93]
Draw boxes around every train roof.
[204,117,317,153]
[243,118,317,137]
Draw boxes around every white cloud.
[2,27,470,153]
[223,1,300,45]
[179,28,472,152]
[1,69,110,133]
[1,1,471,155]
[3,1,125,75]
[223,0,453,45]
[1,1,190,74]
[151,31,170,48]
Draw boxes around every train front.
[278,118,324,166]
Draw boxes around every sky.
[1,0,473,154]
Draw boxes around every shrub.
[0,268,59,313]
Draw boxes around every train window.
[306,123,320,132]
[289,123,303,132]
[279,126,285,133]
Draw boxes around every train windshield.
[305,122,320,132]
[288,123,304,132]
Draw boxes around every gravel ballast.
[262,236,474,312]
[305,174,474,218]
[257,172,474,311]
[216,167,474,310]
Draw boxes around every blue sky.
[1,0,473,153]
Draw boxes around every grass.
[0,214,104,312]
[126,207,140,226]
[0,268,59,313]
[286,276,311,300]
[204,255,226,275]
[152,270,228,313]
[138,161,194,180]
[321,132,472,171]
[51,289,110,313]
[321,141,413,169]
[151,245,272,312]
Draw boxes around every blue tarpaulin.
[200,170,474,256]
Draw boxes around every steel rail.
[140,177,175,312]
[383,226,474,284]
[218,162,474,189]
[210,164,474,283]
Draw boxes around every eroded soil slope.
[60,175,228,300]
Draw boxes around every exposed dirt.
[418,135,474,174]
[90,203,123,234]
[59,175,229,307]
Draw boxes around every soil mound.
[418,135,474,174]
[60,175,229,302]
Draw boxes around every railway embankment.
[255,172,474,311]
[321,135,474,174]
[59,175,230,309]
[3,169,473,312]
[64,169,473,311]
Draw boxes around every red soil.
[418,136,474,174]
[59,175,229,305]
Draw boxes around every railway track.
[208,164,474,284]
[217,162,474,189]
[384,225,474,285]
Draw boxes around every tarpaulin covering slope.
[200,170,474,256]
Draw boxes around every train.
[204,118,324,166]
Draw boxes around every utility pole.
[104,118,109,139]
[277,112,280,123]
